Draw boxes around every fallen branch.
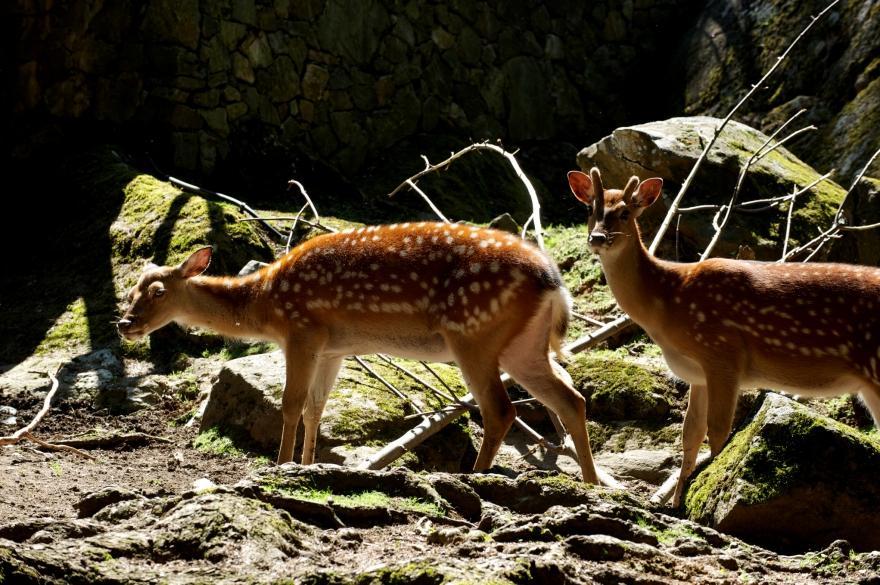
[0,370,95,460]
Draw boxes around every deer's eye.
[619,209,630,222]
[153,288,166,298]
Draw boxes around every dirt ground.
[0,394,257,525]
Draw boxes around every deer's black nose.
[117,318,133,332]
[588,232,607,245]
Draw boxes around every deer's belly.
[324,329,453,362]
[741,363,866,397]
[660,348,707,387]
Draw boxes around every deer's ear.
[633,178,663,208]
[567,171,595,206]
[178,247,213,278]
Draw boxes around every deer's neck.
[177,276,276,342]
[598,224,682,329]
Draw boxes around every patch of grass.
[48,460,63,477]
[278,487,445,517]
[193,427,247,457]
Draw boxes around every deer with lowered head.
[567,167,880,505]
[118,222,604,483]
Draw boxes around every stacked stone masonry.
[11,0,686,175]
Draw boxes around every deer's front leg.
[277,348,321,465]
[673,383,708,506]
[300,356,343,465]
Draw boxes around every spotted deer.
[567,167,880,505]
[118,222,601,482]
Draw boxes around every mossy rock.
[200,351,473,471]
[566,351,675,422]
[3,147,273,363]
[685,392,880,552]
[577,117,846,260]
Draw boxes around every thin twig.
[700,117,818,260]
[237,216,337,233]
[0,370,96,461]
[165,176,287,240]
[781,188,797,259]
[376,355,460,405]
[352,356,427,420]
[0,369,61,445]
[288,180,321,223]
[286,203,310,254]
[406,179,451,223]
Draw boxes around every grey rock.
[594,449,677,485]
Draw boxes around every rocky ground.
[2,341,880,584]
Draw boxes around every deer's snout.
[588,231,607,246]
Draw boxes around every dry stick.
[0,371,95,460]
[648,0,839,257]
[389,142,546,250]
[781,188,797,259]
[377,355,460,405]
[784,146,880,261]
[237,216,336,234]
[361,316,635,475]
[406,179,451,223]
[288,180,321,223]
[352,356,428,421]
[286,203,310,254]
[700,120,817,260]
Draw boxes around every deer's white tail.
[549,287,572,359]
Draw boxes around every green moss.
[35,297,91,354]
[327,356,467,443]
[353,562,444,585]
[282,488,445,517]
[567,350,674,421]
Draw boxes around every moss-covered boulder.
[577,117,846,260]
[199,351,473,470]
[2,147,273,363]
[567,351,675,422]
[684,392,880,552]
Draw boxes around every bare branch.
[389,141,545,249]
[287,180,321,223]
[406,179,451,223]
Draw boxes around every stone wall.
[10,0,691,176]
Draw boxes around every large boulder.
[199,351,473,470]
[577,116,846,260]
[684,392,880,552]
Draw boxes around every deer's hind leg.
[499,307,598,484]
